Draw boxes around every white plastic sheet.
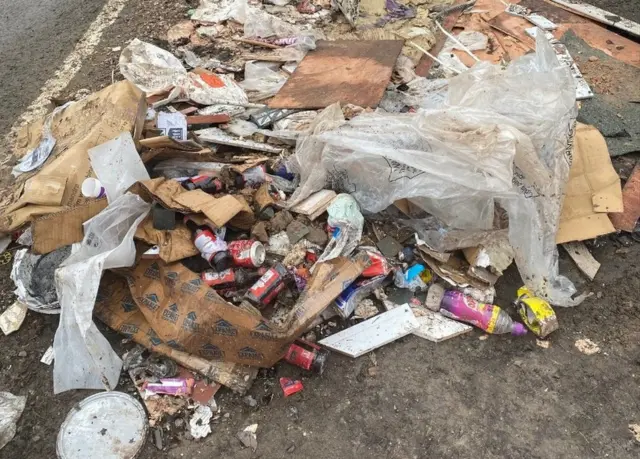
[0,392,26,450]
[240,61,288,101]
[119,39,248,106]
[53,193,150,394]
[88,132,151,203]
[289,33,585,306]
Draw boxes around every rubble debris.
[167,21,196,46]
[0,392,26,451]
[0,301,27,335]
[575,338,600,355]
[269,40,404,109]
[562,241,600,281]
[319,304,419,358]
[189,405,213,439]
[609,164,640,232]
[515,287,559,338]
[237,424,258,451]
[56,392,147,459]
[376,235,402,259]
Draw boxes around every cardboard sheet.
[135,178,255,230]
[0,81,146,232]
[269,40,404,109]
[557,123,623,244]
[32,198,108,254]
[96,253,368,367]
[134,217,199,263]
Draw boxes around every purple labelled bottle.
[428,285,527,336]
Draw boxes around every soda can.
[245,264,288,307]
[228,240,266,268]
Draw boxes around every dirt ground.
[1,0,640,458]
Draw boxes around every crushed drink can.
[228,240,266,268]
[245,264,289,308]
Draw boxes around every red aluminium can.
[284,339,329,374]
[245,264,288,307]
[227,240,266,268]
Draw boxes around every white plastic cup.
[81,178,106,198]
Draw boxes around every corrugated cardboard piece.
[32,198,108,254]
[135,178,255,230]
[134,217,199,262]
[0,81,146,232]
[97,253,368,367]
[556,123,623,244]
[609,164,640,232]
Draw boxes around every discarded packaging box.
[557,123,623,243]
[0,81,146,232]
[96,253,368,367]
[134,217,199,263]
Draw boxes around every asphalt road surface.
[0,0,108,139]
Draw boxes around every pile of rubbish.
[1,0,639,453]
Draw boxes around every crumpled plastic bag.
[53,193,150,393]
[288,33,585,306]
[240,61,288,102]
[191,0,248,24]
[119,39,248,106]
[317,194,363,264]
[0,392,26,450]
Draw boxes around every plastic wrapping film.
[52,194,151,393]
[288,33,586,306]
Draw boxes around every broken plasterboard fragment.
[195,127,283,153]
[41,346,55,365]
[562,241,600,280]
[384,300,472,342]
[525,28,593,100]
[0,301,28,335]
[318,304,418,358]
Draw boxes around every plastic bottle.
[427,284,527,336]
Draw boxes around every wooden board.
[609,165,640,232]
[548,0,640,38]
[562,241,600,280]
[319,304,418,358]
[268,40,404,109]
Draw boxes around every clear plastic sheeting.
[289,33,586,306]
[89,132,151,203]
[0,392,26,450]
[240,61,288,102]
[53,193,150,394]
[191,0,248,24]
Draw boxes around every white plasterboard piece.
[526,13,558,30]
[525,28,593,100]
[195,127,283,153]
[319,304,418,358]
[562,241,600,280]
[413,310,473,342]
[41,345,55,365]
[548,0,640,38]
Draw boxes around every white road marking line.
[7,0,130,139]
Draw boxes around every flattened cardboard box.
[97,253,368,367]
[0,81,146,232]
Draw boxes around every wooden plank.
[547,0,640,38]
[318,304,418,358]
[562,241,600,280]
[415,0,467,77]
[186,114,231,125]
[268,40,404,109]
[609,164,640,232]
[290,190,337,220]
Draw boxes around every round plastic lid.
[57,392,148,459]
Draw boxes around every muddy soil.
[1,0,640,458]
